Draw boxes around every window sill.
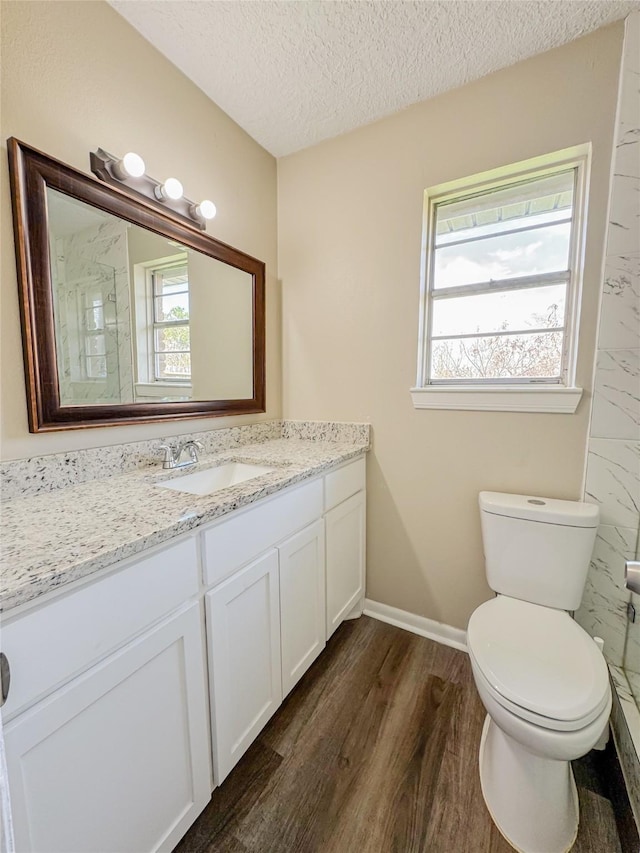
[410,385,583,413]
[135,382,193,399]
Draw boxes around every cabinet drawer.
[1,537,199,720]
[324,456,366,511]
[203,478,323,588]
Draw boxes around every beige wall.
[0,0,279,460]
[278,25,624,629]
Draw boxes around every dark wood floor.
[176,616,622,853]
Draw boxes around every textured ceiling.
[109,0,639,157]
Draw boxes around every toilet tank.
[479,492,600,610]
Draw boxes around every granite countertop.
[0,438,367,615]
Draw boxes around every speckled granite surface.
[0,437,368,614]
[0,420,371,500]
[0,422,283,501]
[282,421,369,444]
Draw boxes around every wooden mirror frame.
[8,139,266,432]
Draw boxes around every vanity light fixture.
[113,151,145,180]
[155,177,184,201]
[193,199,217,220]
[90,147,216,231]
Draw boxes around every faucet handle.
[159,443,175,466]
[185,439,204,461]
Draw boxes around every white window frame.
[411,145,590,413]
[150,262,191,384]
[132,253,193,393]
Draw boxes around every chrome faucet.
[159,439,204,470]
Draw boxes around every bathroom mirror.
[8,139,265,431]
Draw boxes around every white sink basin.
[157,462,274,496]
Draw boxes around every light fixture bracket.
[90,148,207,230]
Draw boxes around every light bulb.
[114,151,145,180]
[195,199,217,220]
[159,177,183,201]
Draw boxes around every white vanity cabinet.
[203,479,326,782]
[279,519,326,697]
[204,459,365,784]
[2,538,211,853]
[2,453,367,850]
[206,518,327,783]
[325,458,366,638]
[206,549,282,783]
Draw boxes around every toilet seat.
[467,596,610,731]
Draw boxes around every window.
[413,147,589,413]
[80,287,107,379]
[150,263,191,382]
[132,251,192,400]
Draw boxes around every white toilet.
[467,491,611,853]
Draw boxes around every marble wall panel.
[591,349,640,440]
[580,10,640,814]
[599,254,640,351]
[606,16,640,258]
[577,524,636,664]
[585,438,640,529]
[61,218,135,404]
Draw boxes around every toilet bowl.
[468,493,609,853]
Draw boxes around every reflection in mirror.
[624,523,640,717]
[47,189,254,406]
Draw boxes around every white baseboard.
[363,598,468,652]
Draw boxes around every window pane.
[85,306,104,331]
[155,352,191,380]
[435,171,575,244]
[85,356,107,379]
[153,266,188,295]
[155,325,190,353]
[430,331,563,381]
[433,221,571,290]
[85,335,106,356]
[154,292,190,322]
[431,284,566,338]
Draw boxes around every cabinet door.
[325,490,366,639]
[279,520,326,697]
[206,550,281,784]
[4,603,211,853]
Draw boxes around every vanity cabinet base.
[326,490,366,639]
[206,550,283,784]
[4,602,211,853]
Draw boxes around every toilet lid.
[467,597,609,723]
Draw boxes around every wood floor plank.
[235,619,417,852]
[422,681,513,853]
[572,787,623,853]
[335,674,461,853]
[199,828,249,853]
[261,616,409,758]
[173,741,282,853]
[175,616,624,853]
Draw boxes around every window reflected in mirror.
[47,188,254,406]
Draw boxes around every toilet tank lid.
[479,491,600,528]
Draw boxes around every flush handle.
[625,560,640,595]
[0,653,10,706]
